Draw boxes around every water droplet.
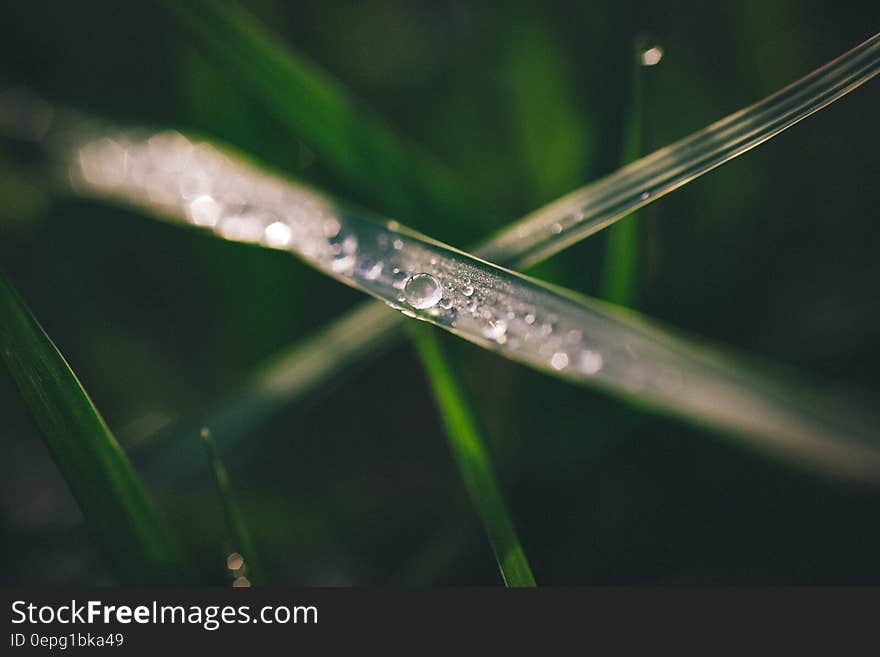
[263,221,292,247]
[404,273,443,309]
[439,297,453,310]
[462,282,474,296]
[189,195,221,227]
[341,235,358,254]
[524,313,536,325]
[482,317,508,341]
[392,238,404,250]
[640,191,650,201]
[392,269,409,289]
[356,258,383,280]
[640,45,664,67]
[550,222,563,234]
[580,350,603,375]
[550,352,569,370]
[331,254,355,273]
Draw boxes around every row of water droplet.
[68,129,701,391]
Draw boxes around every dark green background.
[1,0,879,585]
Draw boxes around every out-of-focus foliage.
[0,272,186,584]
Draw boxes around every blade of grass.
[200,427,263,586]
[479,32,880,269]
[410,325,536,586]
[160,0,487,241]
[600,41,650,306]
[0,270,186,583]
[63,123,880,484]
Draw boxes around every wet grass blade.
[200,427,263,585]
[62,124,880,484]
[0,271,186,583]
[410,325,536,587]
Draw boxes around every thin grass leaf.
[200,427,263,586]
[600,41,650,306]
[0,271,186,583]
[57,127,880,483]
[410,325,536,587]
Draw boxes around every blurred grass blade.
[601,41,650,306]
[146,300,399,480]
[480,32,880,269]
[161,0,484,241]
[200,427,263,585]
[0,271,186,583]
[411,326,536,586]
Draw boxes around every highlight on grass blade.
[0,271,186,583]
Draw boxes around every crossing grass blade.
[410,325,536,587]
[0,271,186,584]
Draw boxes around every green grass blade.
[161,0,483,240]
[601,43,647,306]
[0,271,186,583]
[200,427,263,586]
[410,325,536,587]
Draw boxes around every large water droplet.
[404,273,443,310]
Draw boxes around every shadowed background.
[1,0,879,585]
